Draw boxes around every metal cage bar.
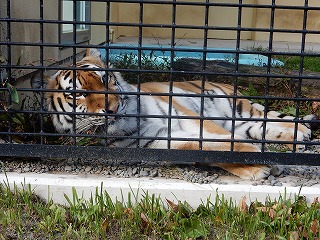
[0,0,319,166]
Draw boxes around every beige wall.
[90,2,107,45]
[254,0,320,43]
[110,0,254,40]
[108,0,320,43]
[208,0,254,40]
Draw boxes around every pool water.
[99,44,284,67]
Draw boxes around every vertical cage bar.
[6,0,12,143]
[261,0,276,153]
[104,0,111,147]
[230,0,243,151]
[136,0,144,148]
[71,0,77,145]
[39,0,45,145]
[167,0,177,149]
[293,0,309,152]
[199,0,210,150]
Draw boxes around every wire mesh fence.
[0,0,319,165]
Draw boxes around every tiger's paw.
[219,164,272,180]
[291,114,318,149]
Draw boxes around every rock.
[268,175,276,181]
[273,182,283,187]
[149,170,158,178]
[139,169,149,177]
[64,165,72,171]
[132,167,138,175]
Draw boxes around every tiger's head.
[45,48,133,134]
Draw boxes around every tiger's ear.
[85,48,102,59]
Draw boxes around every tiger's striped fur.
[45,48,316,180]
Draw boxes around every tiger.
[45,48,318,180]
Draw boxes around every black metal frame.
[0,0,319,165]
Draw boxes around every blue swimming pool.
[99,44,283,67]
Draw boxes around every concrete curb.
[1,172,319,207]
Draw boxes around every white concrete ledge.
[1,172,319,207]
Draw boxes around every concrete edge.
[1,172,319,207]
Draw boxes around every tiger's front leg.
[232,102,317,150]
[149,133,275,180]
[178,141,273,180]
[236,116,314,150]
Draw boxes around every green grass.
[277,55,320,72]
[248,45,320,73]
[0,180,319,240]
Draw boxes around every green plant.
[111,50,171,84]
[247,45,269,53]
[240,82,265,105]
[0,67,20,110]
[0,92,57,143]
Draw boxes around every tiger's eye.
[75,92,88,97]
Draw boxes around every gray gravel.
[0,158,319,187]
[0,140,319,187]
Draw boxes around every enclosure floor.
[113,36,320,53]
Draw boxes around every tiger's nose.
[100,109,115,114]
[106,109,114,114]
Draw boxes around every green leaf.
[259,231,266,240]
[0,55,5,63]
[292,196,307,214]
[16,51,24,66]
[0,114,8,121]
[248,83,258,96]
[16,55,22,66]
[6,82,19,104]
[283,106,297,116]
[12,113,25,125]
[180,218,208,239]
[0,209,5,224]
